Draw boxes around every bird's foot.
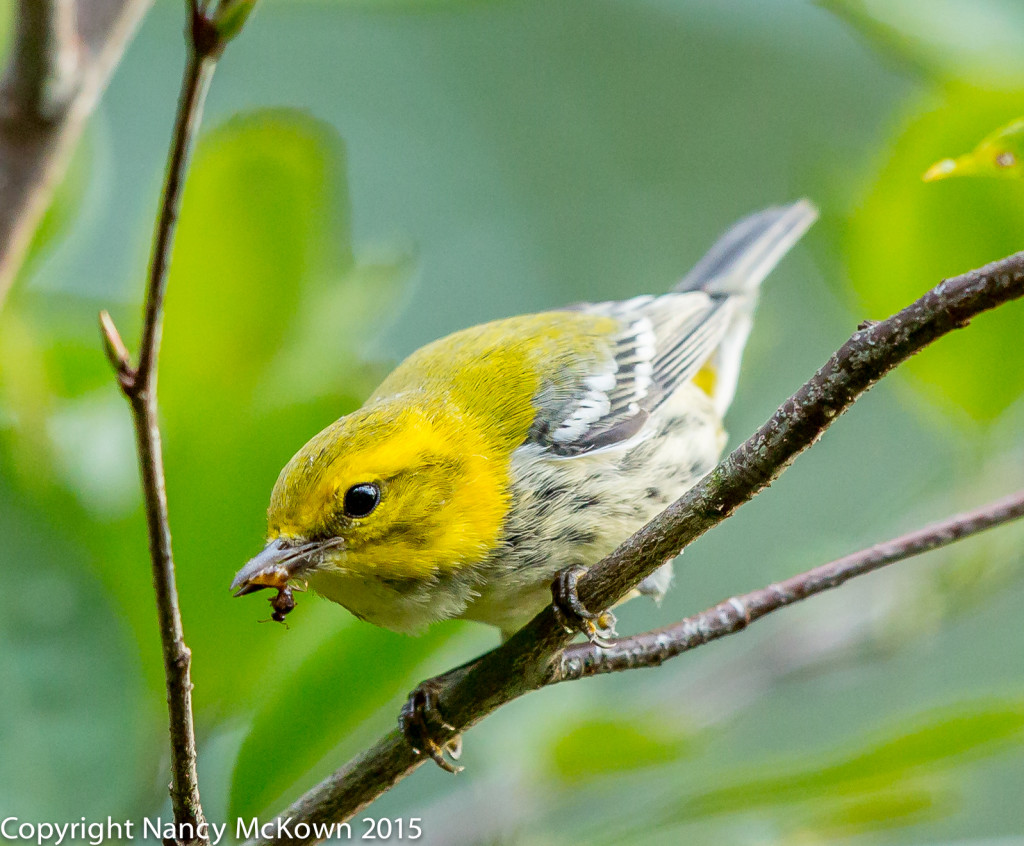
[551,565,617,647]
[399,678,463,773]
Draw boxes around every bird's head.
[231,399,510,606]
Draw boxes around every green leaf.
[214,0,259,42]
[0,477,148,821]
[265,0,505,7]
[2,109,411,721]
[923,116,1024,181]
[847,85,1024,424]
[127,109,400,713]
[549,715,694,785]
[159,108,354,411]
[228,622,453,820]
[814,0,942,81]
[805,787,946,839]
[668,697,1024,822]
[816,0,1024,87]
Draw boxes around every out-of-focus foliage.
[847,86,1024,424]
[817,0,1024,85]
[670,698,1024,821]
[0,108,426,820]
[22,136,95,283]
[2,0,1024,843]
[214,0,260,42]
[230,622,453,819]
[924,116,1024,181]
[548,713,697,784]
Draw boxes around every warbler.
[232,200,817,641]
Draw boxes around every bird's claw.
[399,680,463,773]
[551,565,617,647]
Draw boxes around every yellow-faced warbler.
[233,201,817,642]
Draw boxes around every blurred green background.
[2,0,1024,843]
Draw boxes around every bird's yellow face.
[232,400,511,601]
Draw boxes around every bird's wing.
[530,292,733,456]
[530,200,817,456]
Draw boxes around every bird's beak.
[231,537,326,597]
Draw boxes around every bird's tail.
[675,199,818,297]
[677,199,818,415]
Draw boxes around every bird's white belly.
[308,385,724,638]
[463,384,726,636]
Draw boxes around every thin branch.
[134,48,211,388]
[0,0,153,308]
[99,5,228,843]
[574,258,1024,616]
[4,0,81,122]
[251,249,1024,846]
[555,488,1024,681]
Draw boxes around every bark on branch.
[4,0,81,121]
[555,488,1024,681]
[250,250,1024,846]
[98,4,233,843]
[0,0,153,307]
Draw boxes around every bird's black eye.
[343,483,380,518]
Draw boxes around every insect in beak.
[232,537,336,623]
[231,537,330,596]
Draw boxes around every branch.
[0,0,153,308]
[251,249,1024,846]
[3,0,81,121]
[98,3,240,842]
[555,488,1024,681]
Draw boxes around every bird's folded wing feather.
[531,292,732,456]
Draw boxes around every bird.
[231,199,816,769]
[232,199,816,651]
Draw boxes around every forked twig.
[98,3,249,842]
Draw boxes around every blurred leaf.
[815,0,940,81]
[20,132,94,283]
[0,5,11,47]
[158,108,353,411]
[0,109,412,723]
[229,622,451,819]
[804,786,948,839]
[549,716,694,785]
[68,109,410,716]
[266,0,507,7]
[0,310,61,495]
[149,110,412,715]
[817,0,1024,87]
[0,468,149,820]
[668,697,1024,822]
[260,252,414,406]
[847,85,1024,424]
[924,116,1024,180]
[214,0,259,41]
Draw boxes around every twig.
[99,4,231,843]
[574,253,1024,614]
[556,488,1024,680]
[249,249,1024,846]
[3,0,81,121]
[0,0,153,308]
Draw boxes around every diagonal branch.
[555,488,1024,681]
[250,249,1024,846]
[0,0,153,308]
